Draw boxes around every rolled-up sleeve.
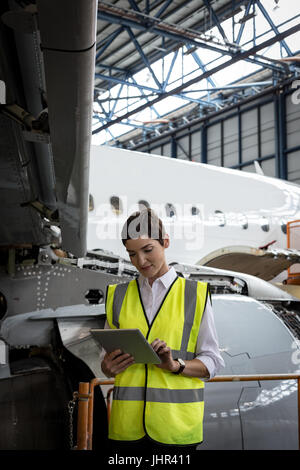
[195,296,225,379]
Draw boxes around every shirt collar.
[138,265,177,289]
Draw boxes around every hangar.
[0,0,300,454]
[93,0,300,184]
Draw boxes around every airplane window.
[110,196,122,215]
[281,220,287,235]
[260,216,269,232]
[89,194,94,212]
[138,200,150,211]
[214,210,226,227]
[238,214,248,230]
[166,203,176,218]
[191,206,200,216]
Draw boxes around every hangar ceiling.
[93,0,300,146]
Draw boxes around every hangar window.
[166,203,176,218]
[138,200,150,211]
[89,194,94,212]
[110,196,122,215]
[260,216,270,232]
[214,210,226,227]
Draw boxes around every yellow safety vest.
[105,275,209,445]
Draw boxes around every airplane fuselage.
[87,145,300,266]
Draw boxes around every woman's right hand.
[101,349,135,377]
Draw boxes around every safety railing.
[73,373,300,450]
[287,219,300,283]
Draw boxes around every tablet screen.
[90,328,161,364]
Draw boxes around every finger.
[112,356,135,375]
[108,349,123,360]
[156,346,171,356]
[151,338,161,347]
[151,338,164,347]
[112,352,134,366]
[153,341,167,353]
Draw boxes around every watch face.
[178,358,185,366]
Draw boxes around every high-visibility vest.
[105,275,209,445]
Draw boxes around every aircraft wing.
[0,0,97,257]
[198,245,300,281]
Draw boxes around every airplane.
[87,144,300,289]
[0,0,299,452]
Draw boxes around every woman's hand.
[101,349,135,378]
[151,339,210,378]
[151,338,179,373]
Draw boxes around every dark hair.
[121,208,166,246]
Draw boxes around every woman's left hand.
[151,338,179,373]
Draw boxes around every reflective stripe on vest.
[113,386,204,403]
[106,276,209,445]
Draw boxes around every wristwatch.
[173,358,186,374]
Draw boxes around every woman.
[101,208,224,455]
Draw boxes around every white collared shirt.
[103,266,225,379]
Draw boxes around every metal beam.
[108,83,124,120]
[125,26,162,90]
[256,0,292,57]
[235,0,253,45]
[162,49,178,91]
[96,92,158,103]
[180,82,273,92]
[171,136,177,158]
[201,123,207,163]
[202,0,229,43]
[154,0,173,19]
[176,92,221,108]
[95,72,160,93]
[275,90,287,179]
[130,76,161,118]
[96,27,124,60]
[95,63,130,74]
[97,5,284,73]
[92,21,299,134]
[187,45,217,88]
[127,0,141,13]
[129,76,295,151]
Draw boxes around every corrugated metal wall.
[135,82,300,184]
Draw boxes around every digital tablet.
[90,328,161,364]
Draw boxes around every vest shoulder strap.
[111,281,131,328]
[180,278,198,352]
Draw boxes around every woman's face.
[125,235,170,281]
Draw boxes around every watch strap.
[173,358,185,375]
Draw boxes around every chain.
[67,392,78,450]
